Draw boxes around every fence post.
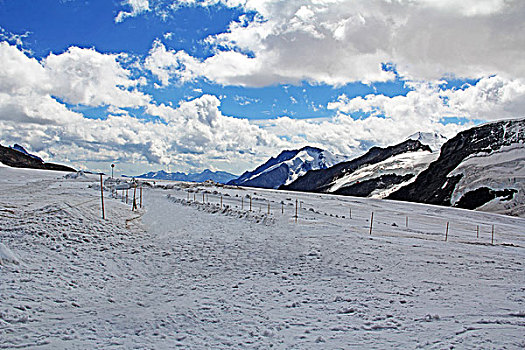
[476,225,479,239]
[491,225,494,245]
[187,191,189,201]
[349,208,352,219]
[406,216,408,228]
[194,192,196,202]
[250,196,252,211]
[132,186,137,211]
[282,202,284,214]
[369,212,374,235]
[100,174,105,220]
[445,222,449,241]
[220,195,223,209]
[140,187,143,208]
[241,197,244,210]
[126,189,128,204]
[295,199,298,223]
[267,202,270,215]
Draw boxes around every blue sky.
[0,0,523,175]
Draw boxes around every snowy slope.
[390,118,525,216]
[327,149,439,198]
[1,166,524,349]
[450,143,525,216]
[228,146,346,189]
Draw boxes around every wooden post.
[202,193,205,203]
[126,189,128,204]
[476,225,479,239]
[491,225,494,245]
[445,222,449,241]
[295,199,298,223]
[249,196,252,211]
[349,208,352,219]
[241,197,244,210]
[100,174,105,219]
[406,216,408,228]
[267,202,270,215]
[187,191,189,201]
[220,195,223,209]
[281,202,284,214]
[193,193,196,202]
[369,212,374,235]
[140,187,143,208]
[132,186,137,211]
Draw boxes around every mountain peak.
[407,131,447,152]
[228,146,347,189]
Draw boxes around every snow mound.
[0,243,20,266]
[64,171,87,179]
[166,194,276,226]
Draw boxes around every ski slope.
[1,166,524,349]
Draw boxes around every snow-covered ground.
[1,166,524,349]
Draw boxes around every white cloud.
[148,0,525,86]
[0,42,149,109]
[328,77,525,122]
[44,47,150,107]
[115,0,151,23]
[0,44,288,173]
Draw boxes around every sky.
[0,0,524,176]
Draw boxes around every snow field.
[170,183,523,247]
[1,167,524,349]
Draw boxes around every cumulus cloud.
[0,43,287,173]
[146,0,525,86]
[0,42,149,109]
[115,0,151,23]
[44,47,150,107]
[328,77,525,122]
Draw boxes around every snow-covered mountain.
[133,169,237,184]
[323,132,447,198]
[228,146,347,189]
[407,131,448,152]
[389,118,525,216]
[281,139,435,195]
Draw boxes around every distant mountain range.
[227,146,348,189]
[281,138,438,197]
[132,169,237,184]
[0,144,75,172]
[232,120,524,216]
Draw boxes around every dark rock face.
[333,174,414,197]
[388,119,524,205]
[454,187,517,210]
[281,140,431,192]
[0,144,75,172]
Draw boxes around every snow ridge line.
[166,194,276,226]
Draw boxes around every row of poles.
[99,174,143,220]
[184,188,499,245]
